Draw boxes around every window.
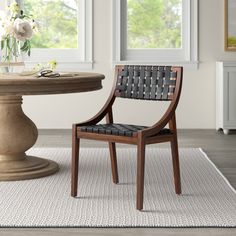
[19,0,93,70]
[24,0,79,49]
[127,0,182,49]
[113,0,198,68]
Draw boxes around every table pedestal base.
[0,155,59,181]
[0,95,59,181]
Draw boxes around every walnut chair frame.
[71,65,183,210]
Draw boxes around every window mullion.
[182,0,191,61]
[79,0,86,61]
[84,0,93,63]
[120,0,127,61]
[112,0,122,62]
[191,0,198,63]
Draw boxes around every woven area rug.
[0,148,235,228]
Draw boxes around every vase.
[0,38,24,73]
[0,61,25,74]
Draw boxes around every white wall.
[23,0,236,129]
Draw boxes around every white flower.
[13,18,33,41]
[8,1,20,15]
[4,19,14,35]
[0,13,14,40]
[0,26,7,41]
[0,11,6,21]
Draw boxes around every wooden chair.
[71,65,183,210]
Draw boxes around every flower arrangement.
[33,60,57,71]
[0,1,37,64]
[47,60,58,70]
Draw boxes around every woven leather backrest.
[115,65,180,101]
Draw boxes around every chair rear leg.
[136,139,146,210]
[170,135,181,195]
[71,126,80,197]
[108,142,119,184]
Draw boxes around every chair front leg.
[136,137,146,210]
[71,126,80,197]
[108,142,119,184]
[170,135,181,194]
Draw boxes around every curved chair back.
[115,65,183,101]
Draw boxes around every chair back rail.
[74,65,183,128]
[115,65,181,101]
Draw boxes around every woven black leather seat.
[80,124,171,137]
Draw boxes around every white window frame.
[15,0,93,70]
[112,0,198,69]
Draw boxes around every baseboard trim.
[38,129,71,135]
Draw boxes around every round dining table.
[0,72,104,181]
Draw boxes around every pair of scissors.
[37,69,60,78]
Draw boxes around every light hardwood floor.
[1,129,235,236]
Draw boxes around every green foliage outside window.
[228,36,236,48]
[127,0,182,49]
[24,0,78,49]
[24,0,181,50]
